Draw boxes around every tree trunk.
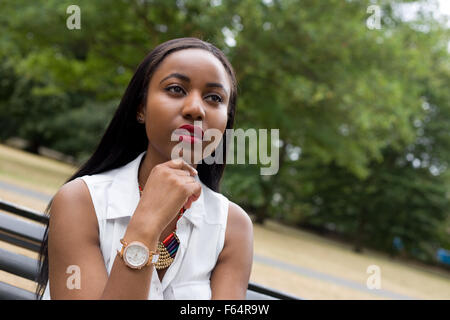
[25,139,41,154]
[353,209,366,253]
[254,205,268,225]
[254,141,288,225]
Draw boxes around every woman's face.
[140,48,231,165]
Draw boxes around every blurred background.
[0,0,449,299]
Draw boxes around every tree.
[1,0,448,263]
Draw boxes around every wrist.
[125,218,161,248]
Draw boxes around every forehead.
[152,49,230,90]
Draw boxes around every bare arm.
[48,158,200,299]
[210,201,254,300]
[48,179,160,299]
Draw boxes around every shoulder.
[54,174,113,215]
[224,201,253,249]
[51,179,89,214]
[50,178,99,241]
[227,201,253,235]
[53,177,100,216]
[55,178,89,203]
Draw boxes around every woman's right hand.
[127,158,201,242]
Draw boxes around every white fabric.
[42,150,229,299]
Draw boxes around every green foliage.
[0,0,449,264]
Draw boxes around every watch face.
[124,243,149,268]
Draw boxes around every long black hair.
[35,37,238,299]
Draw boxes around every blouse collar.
[106,151,205,228]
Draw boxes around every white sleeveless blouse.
[42,151,229,299]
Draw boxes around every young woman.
[36,37,253,300]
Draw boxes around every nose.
[181,91,205,121]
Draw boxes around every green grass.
[0,144,76,194]
[1,143,449,299]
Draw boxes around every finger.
[185,199,193,210]
[183,180,202,198]
[167,158,198,176]
[190,193,200,201]
[172,169,191,177]
[183,186,202,209]
[179,175,197,184]
[186,193,200,205]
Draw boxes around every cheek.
[146,97,176,131]
[146,94,173,119]
[211,108,228,133]
[145,111,169,143]
[206,110,228,151]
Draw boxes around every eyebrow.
[160,72,228,95]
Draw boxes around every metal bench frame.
[0,199,300,300]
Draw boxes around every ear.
[137,103,145,115]
[136,103,146,122]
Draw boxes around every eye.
[205,94,223,103]
[165,85,185,95]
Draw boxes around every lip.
[178,135,201,144]
[177,124,204,140]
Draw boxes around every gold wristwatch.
[117,238,159,270]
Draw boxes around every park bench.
[0,199,300,300]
